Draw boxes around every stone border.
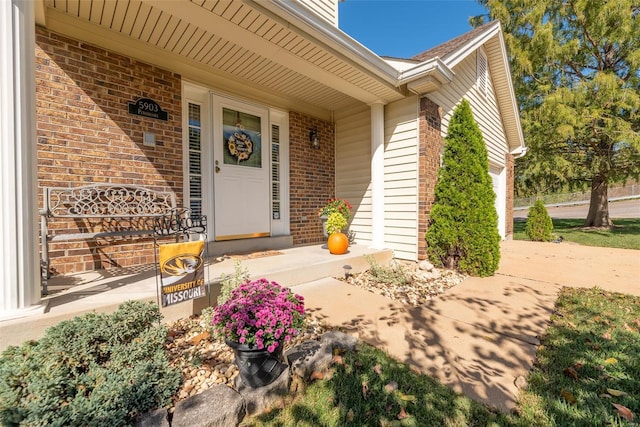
[136,331,358,427]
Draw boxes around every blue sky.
[338,0,489,58]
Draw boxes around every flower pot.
[226,340,286,388]
[327,232,349,255]
[320,215,329,238]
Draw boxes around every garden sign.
[158,240,205,307]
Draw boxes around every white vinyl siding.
[300,0,338,26]
[427,50,509,167]
[335,104,372,246]
[384,97,419,260]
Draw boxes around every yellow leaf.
[604,357,618,365]
[395,391,417,402]
[607,389,627,397]
[561,389,577,405]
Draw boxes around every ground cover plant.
[514,218,640,249]
[0,301,180,427]
[517,288,640,426]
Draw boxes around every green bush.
[525,200,554,241]
[365,256,410,287]
[217,259,250,306]
[0,301,180,427]
[325,212,347,235]
[425,100,501,277]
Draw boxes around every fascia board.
[255,0,399,85]
[494,29,526,152]
[442,21,501,69]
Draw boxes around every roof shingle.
[410,20,498,62]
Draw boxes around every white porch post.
[0,0,42,318]
[370,102,385,249]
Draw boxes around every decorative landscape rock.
[135,408,170,427]
[171,385,245,427]
[285,339,331,381]
[234,366,290,417]
[320,331,358,352]
[419,260,435,272]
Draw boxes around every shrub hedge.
[526,199,554,241]
[0,301,180,426]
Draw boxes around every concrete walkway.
[293,240,640,412]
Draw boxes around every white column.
[0,0,43,318]
[370,102,385,249]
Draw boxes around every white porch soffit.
[39,0,405,118]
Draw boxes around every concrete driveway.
[294,240,640,412]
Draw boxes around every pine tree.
[473,1,640,227]
[425,100,501,277]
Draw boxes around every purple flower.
[211,278,305,353]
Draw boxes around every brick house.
[1,0,525,315]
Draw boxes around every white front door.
[212,96,270,240]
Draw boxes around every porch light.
[309,128,320,149]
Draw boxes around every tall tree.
[426,100,501,277]
[474,0,640,226]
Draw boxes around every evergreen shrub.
[0,301,180,427]
[425,100,501,277]
[525,200,554,241]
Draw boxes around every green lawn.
[514,218,640,250]
[517,288,640,427]
[242,342,513,427]
[242,289,640,427]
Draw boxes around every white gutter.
[397,57,454,86]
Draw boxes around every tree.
[425,100,501,277]
[474,1,640,227]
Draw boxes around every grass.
[240,288,640,427]
[514,218,640,250]
[517,288,640,427]
[242,343,512,427]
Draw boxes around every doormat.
[227,250,284,261]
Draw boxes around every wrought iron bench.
[40,184,177,295]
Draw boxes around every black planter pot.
[225,340,286,388]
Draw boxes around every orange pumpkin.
[327,232,349,255]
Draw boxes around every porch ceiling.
[40,0,404,119]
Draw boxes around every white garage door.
[489,165,506,239]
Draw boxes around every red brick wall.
[417,97,444,260]
[289,112,335,245]
[505,153,515,238]
[36,28,183,276]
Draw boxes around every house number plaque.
[128,98,168,121]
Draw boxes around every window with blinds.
[271,124,281,220]
[477,48,488,97]
[188,103,202,217]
